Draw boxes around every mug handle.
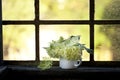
[74,59,82,67]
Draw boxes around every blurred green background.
[2,0,120,61]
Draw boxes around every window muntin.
[2,0,34,20]
[40,0,89,20]
[40,25,90,61]
[3,25,35,60]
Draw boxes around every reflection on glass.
[2,0,34,20]
[95,25,120,61]
[95,0,120,20]
[40,0,89,20]
[40,25,90,61]
[3,25,35,60]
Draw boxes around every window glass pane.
[40,25,90,61]
[95,0,120,20]
[3,25,35,60]
[40,0,89,20]
[2,0,34,20]
[95,25,120,61]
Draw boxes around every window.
[1,0,120,66]
[95,0,120,61]
[1,0,39,65]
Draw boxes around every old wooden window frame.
[0,0,120,67]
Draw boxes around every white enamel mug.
[59,58,82,69]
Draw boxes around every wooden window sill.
[1,65,120,80]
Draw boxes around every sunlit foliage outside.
[2,0,35,60]
[2,0,120,61]
[40,0,89,20]
[40,25,90,61]
[3,25,35,60]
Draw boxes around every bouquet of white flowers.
[38,35,93,70]
[44,35,92,60]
